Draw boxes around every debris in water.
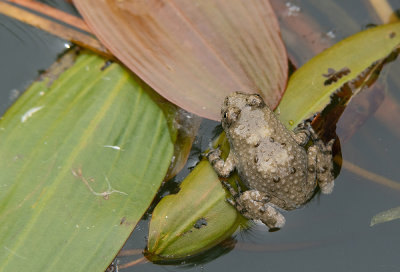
[370,206,400,227]
[286,2,301,16]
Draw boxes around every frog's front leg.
[208,149,237,177]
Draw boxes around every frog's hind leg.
[222,183,286,229]
[307,130,335,194]
[316,140,335,194]
[238,190,286,229]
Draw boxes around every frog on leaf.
[208,92,334,229]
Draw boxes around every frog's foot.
[292,121,312,146]
[307,138,335,195]
[208,148,236,177]
[224,187,285,229]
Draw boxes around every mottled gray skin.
[208,92,334,229]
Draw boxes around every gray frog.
[208,92,334,229]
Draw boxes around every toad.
[208,92,334,229]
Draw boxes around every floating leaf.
[73,0,288,120]
[278,22,400,130]
[147,133,246,260]
[371,206,400,227]
[147,161,245,260]
[0,51,175,271]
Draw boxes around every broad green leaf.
[147,161,245,260]
[0,51,175,271]
[371,206,400,227]
[147,134,246,260]
[73,0,288,120]
[147,23,400,259]
[278,22,400,130]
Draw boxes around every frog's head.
[221,92,265,130]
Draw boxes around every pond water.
[1,1,400,271]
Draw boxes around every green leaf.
[0,52,175,271]
[279,22,400,130]
[370,206,400,227]
[147,22,400,259]
[147,160,245,260]
[147,133,246,260]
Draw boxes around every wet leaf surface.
[0,51,175,271]
[73,0,288,120]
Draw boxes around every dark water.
[1,1,400,272]
[0,1,73,115]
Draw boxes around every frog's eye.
[223,107,241,127]
[246,94,264,107]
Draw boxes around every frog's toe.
[207,148,221,162]
[319,179,334,194]
[260,205,286,229]
[225,197,237,207]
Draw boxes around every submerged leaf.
[73,0,288,120]
[371,206,400,227]
[0,51,175,271]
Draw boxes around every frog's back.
[227,103,316,210]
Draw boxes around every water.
[0,7,68,115]
[1,1,400,271]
